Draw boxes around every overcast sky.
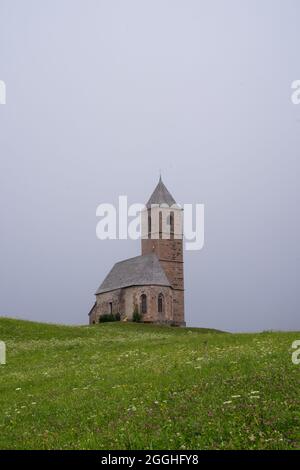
[0,0,299,332]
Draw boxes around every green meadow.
[0,318,299,450]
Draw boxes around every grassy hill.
[0,318,299,450]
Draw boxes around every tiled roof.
[96,253,171,294]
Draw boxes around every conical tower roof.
[146,176,177,208]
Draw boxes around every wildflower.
[127,405,136,412]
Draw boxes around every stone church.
[89,177,185,326]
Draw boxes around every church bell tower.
[141,177,185,326]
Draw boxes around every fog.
[0,0,299,331]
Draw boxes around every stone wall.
[89,285,177,325]
[88,289,123,324]
[141,238,185,326]
[123,285,173,323]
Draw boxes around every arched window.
[148,212,152,237]
[169,211,174,239]
[166,211,175,239]
[140,294,147,314]
[159,211,162,239]
[158,293,164,313]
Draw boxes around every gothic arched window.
[169,211,174,239]
[159,211,162,239]
[141,294,147,314]
[148,212,152,237]
[158,293,164,314]
[166,211,175,239]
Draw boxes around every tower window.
[109,302,113,314]
[140,294,147,314]
[159,211,162,239]
[148,212,152,237]
[169,211,174,238]
[158,293,164,314]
